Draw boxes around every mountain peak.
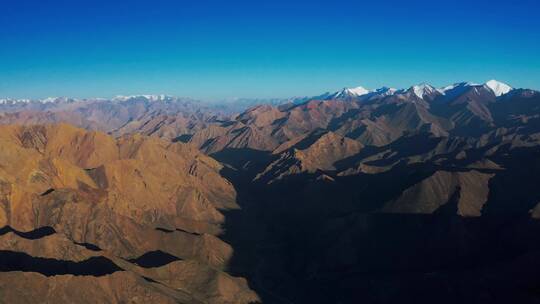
[329,86,371,99]
[341,86,370,96]
[374,87,397,95]
[484,80,512,97]
[409,83,439,98]
[113,94,172,102]
[440,82,479,92]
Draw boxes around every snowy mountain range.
[0,80,521,109]
[327,80,515,100]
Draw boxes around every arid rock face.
[0,124,258,304]
[382,170,494,216]
[1,86,540,303]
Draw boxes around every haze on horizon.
[1,0,539,100]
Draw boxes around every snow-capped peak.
[325,86,398,101]
[372,87,397,96]
[344,86,370,96]
[113,94,171,102]
[0,98,32,104]
[329,86,372,99]
[42,97,61,103]
[484,80,512,97]
[410,83,440,98]
[440,82,479,93]
[334,86,371,98]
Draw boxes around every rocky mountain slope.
[2,80,540,303]
[0,124,258,304]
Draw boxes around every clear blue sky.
[1,0,539,100]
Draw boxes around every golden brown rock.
[382,170,494,216]
[0,124,258,303]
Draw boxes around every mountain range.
[1,80,540,303]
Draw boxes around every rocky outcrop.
[0,124,258,303]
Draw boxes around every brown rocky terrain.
[0,124,258,304]
[1,82,540,303]
[0,96,226,141]
[199,84,540,303]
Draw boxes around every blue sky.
[1,0,539,100]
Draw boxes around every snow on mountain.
[346,86,371,96]
[361,87,398,100]
[440,82,479,93]
[484,80,513,97]
[42,97,61,103]
[0,97,77,105]
[0,98,32,104]
[330,86,371,99]
[409,83,441,98]
[372,87,397,96]
[436,82,480,100]
[0,80,518,108]
[325,80,514,101]
[113,94,172,102]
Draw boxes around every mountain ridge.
[1,80,540,303]
[0,79,517,105]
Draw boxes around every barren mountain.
[0,124,258,304]
[2,80,540,303]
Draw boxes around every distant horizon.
[1,0,539,99]
[0,79,534,101]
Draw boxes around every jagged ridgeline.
[1,80,540,303]
[0,124,258,304]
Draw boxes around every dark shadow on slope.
[211,148,276,178]
[215,142,540,303]
[217,159,290,304]
[327,109,362,132]
[285,129,326,150]
[222,172,540,303]
[172,134,193,143]
[490,89,540,124]
[217,157,447,303]
[155,227,202,236]
[155,227,175,233]
[300,213,540,304]
[0,226,56,240]
[0,226,105,252]
[333,133,442,171]
[128,250,181,268]
[483,145,540,215]
[365,133,442,167]
[40,188,55,196]
[74,242,102,252]
[142,276,160,283]
[0,250,122,276]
